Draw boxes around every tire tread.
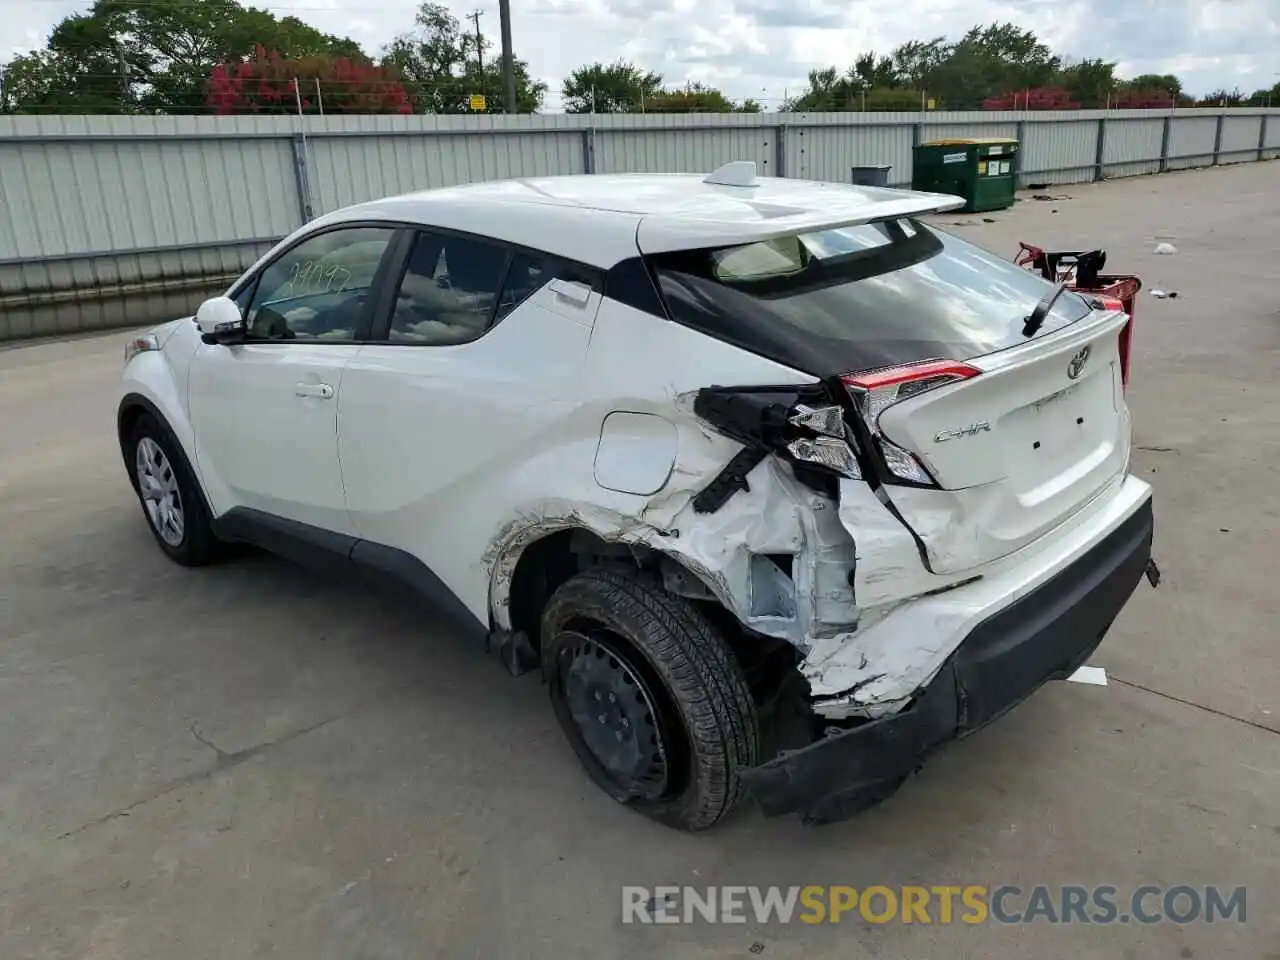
[542,566,758,831]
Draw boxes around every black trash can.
[850,165,892,187]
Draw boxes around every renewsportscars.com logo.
[622,885,1247,926]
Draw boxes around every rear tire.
[126,412,218,567]
[541,567,758,832]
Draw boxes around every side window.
[246,227,394,341]
[388,232,510,345]
[493,252,553,323]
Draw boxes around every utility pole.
[498,0,516,113]
[469,9,484,74]
[117,41,129,97]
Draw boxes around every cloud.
[5,0,1277,111]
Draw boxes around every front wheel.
[541,567,759,832]
[127,412,218,566]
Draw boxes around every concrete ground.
[2,162,1278,960]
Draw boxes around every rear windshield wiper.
[1022,281,1067,338]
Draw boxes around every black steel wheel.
[542,567,758,832]
[554,629,678,801]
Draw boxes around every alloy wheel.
[135,436,185,547]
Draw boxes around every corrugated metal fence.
[2,108,1277,340]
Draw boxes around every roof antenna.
[703,161,759,188]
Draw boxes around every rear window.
[648,219,1093,376]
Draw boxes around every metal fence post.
[911,121,924,186]
[581,128,596,175]
[1212,111,1225,165]
[290,134,315,222]
[774,124,787,178]
[1094,115,1107,181]
[1260,113,1270,161]
[1015,119,1026,187]
[1159,115,1172,173]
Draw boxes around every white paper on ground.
[1065,665,1108,686]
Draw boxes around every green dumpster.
[911,138,1019,213]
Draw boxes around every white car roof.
[312,162,965,269]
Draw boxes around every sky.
[5,0,1279,110]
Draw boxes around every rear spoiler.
[636,191,966,254]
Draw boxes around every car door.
[187,224,400,536]
[338,228,603,616]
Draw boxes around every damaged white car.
[118,161,1158,831]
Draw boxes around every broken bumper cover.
[740,496,1154,826]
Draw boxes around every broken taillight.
[841,360,982,486]
[786,404,862,479]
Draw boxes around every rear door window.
[388,232,511,345]
[649,220,1093,376]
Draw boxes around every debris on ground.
[1032,194,1072,201]
[983,217,997,223]
[1154,242,1178,255]
[1150,290,1179,299]
[1066,665,1108,686]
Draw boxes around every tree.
[984,86,1080,110]
[561,60,662,113]
[1,0,364,114]
[851,52,899,89]
[208,47,412,114]
[783,67,925,111]
[925,23,1060,107]
[784,67,842,111]
[1197,87,1243,107]
[863,87,932,110]
[1124,74,1184,102]
[1111,86,1175,109]
[645,82,735,113]
[891,37,951,89]
[1057,58,1117,108]
[1,41,131,114]
[1245,83,1280,107]
[382,3,545,113]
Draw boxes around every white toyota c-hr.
[118,161,1157,831]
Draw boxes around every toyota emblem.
[1067,345,1091,380]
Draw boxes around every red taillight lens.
[841,359,982,485]
[840,359,983,392]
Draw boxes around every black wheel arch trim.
[117,393,202,496]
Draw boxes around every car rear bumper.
[739,494,1154,825]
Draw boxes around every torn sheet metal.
[485,451,861,651]
[803,476,1152,719]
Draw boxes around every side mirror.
[195,297,245,344]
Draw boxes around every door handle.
[295,382,335,400]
